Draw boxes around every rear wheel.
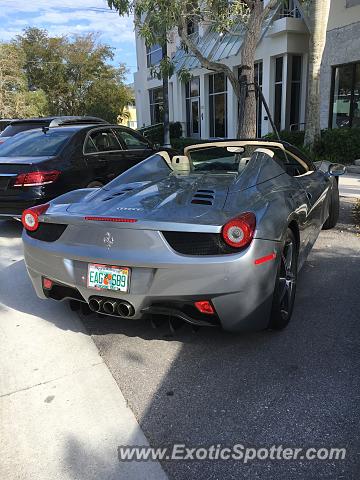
[322,180,339,230]
[268,228,298,330]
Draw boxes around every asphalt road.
[81,196,360,480]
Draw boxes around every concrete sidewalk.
[0,221,167,480]
[339,173,360,199]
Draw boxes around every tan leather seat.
[172,155,191,173]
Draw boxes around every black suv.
[0,123,176,217]
[0,116,107,145]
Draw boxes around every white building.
[134,0,360,139]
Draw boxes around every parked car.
[0,119,17,134]
[0,123,177,218]
[0,116,107,145]
[21,139,345,332]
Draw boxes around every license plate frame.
[87,263,131,292]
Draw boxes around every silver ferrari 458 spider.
[22,140,345,332]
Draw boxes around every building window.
[289,55,302,130]
[346,0,360,7]
[146,44,163,68]
[279,0,301,17]
[274,56,283,131]
[149,87,163,125]
[209,73,227,138]
[254,62,263,137]
[330,62,360,128]
[187,20,199,36]
[185,77,201,137]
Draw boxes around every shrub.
[265,128,360,164]
[138,122,182,144]
[171,137,207,152]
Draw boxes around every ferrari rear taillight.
[22,203,50,231]
[43,277,53,290]
[222,212,256,249]
[195,301,215,315]
[14,170,61,187]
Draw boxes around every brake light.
[195,301,215,315]
[14,170,61,187]
[43,278,53,290]
[222,212,256,249]
[84,217,138,223]
[21,203,50,231]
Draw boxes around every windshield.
[188,145,257,173]
[0,123,47,138]
[0,129,73,157]
[103,153,171,190]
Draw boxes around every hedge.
[138,122,183,145]
[155,127,360,162]
[171,137,208,152]
[265,128,360,164]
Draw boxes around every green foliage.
[13,27,131,121]
[0,42,46,117]
[265,128,360,164]
[171,136,207,152]
[139,122,183,144]
[107,0,262,82]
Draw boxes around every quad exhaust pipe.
[88,297,135,318]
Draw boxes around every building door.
[189,98,200,138]
[186,77,201,138]
[209,73,228,138]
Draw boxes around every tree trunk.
[162,43,171,148]
[238,1,264,138]
[304,0,331,149]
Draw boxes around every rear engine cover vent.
[103,188,133,202]
[191,189,215,206]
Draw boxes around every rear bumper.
[0,186,54,217]
[23,231,281,332]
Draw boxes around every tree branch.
[177,19,240,96]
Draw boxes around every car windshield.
[103,153,171,190]
[0,129,73,157]
[188,145,257,173]
[0,123,47,138]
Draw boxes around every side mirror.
[328,163,346,176]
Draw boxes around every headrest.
[253,147,275,158]
[172,155,191,173]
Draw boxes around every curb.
[346,166,360,174]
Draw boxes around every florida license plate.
[87,264,130,292]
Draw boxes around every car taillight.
[195,301,215,315]
[14,170,61,187]
[21,203,50,231]
[221,212,256,249]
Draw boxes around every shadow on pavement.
[82,199,360,480]
[0,259,85,333]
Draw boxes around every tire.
[86,180,104,189]
[268,228,298,330]
[322,180,339,230]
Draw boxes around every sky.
[0,0,137,83]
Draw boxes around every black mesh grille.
[191,189,215,205]
[162,231,240,255]
[26,223,68,242]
